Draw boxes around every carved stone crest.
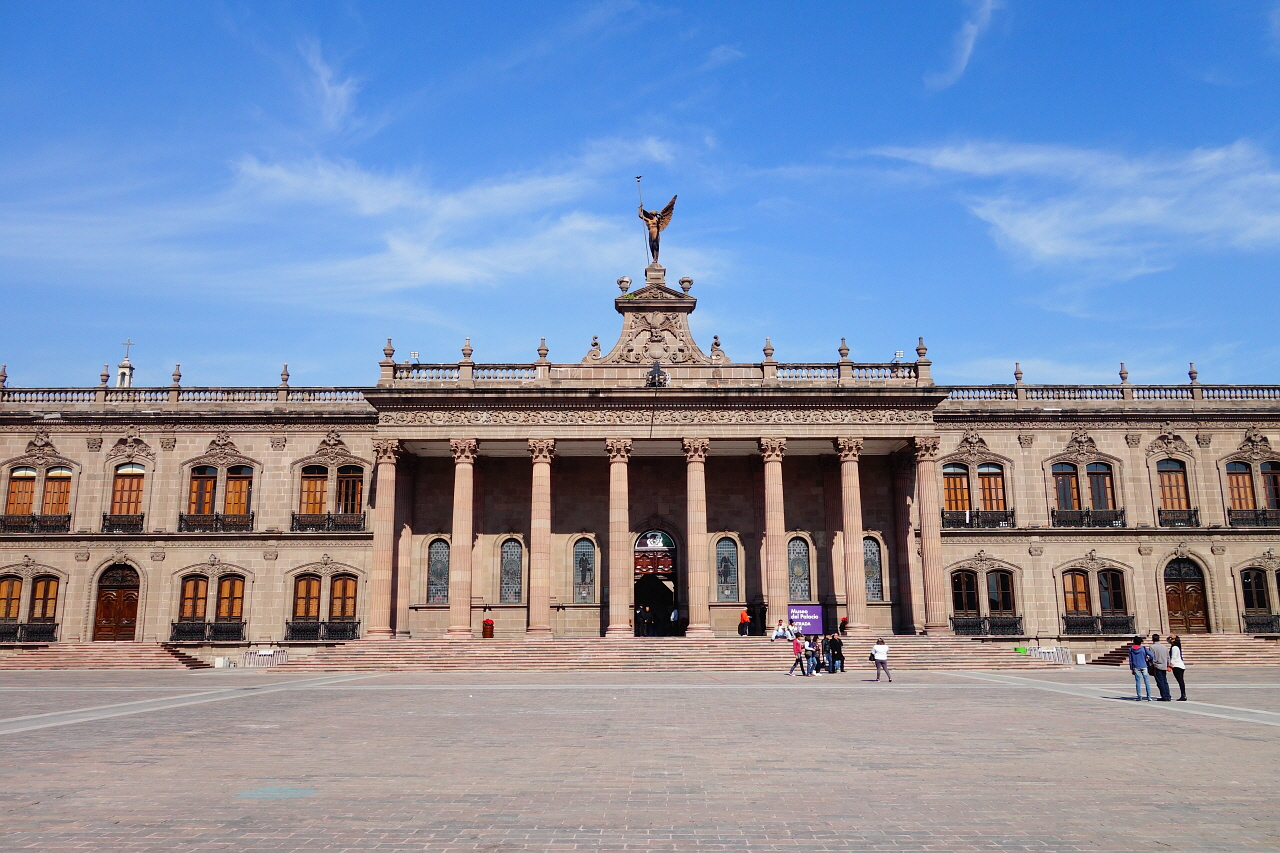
[149,550,165,562]
[1017,433,1035,449]
[1232,426,1275,461]
[1059,427,1100,463]
[1138,544,1153,556]
[1028,545,1044,557]
[159,435,176,451]
[1125,432,1142,449]
[263,549,279,561]
[949,429,994,463]
[270,436,287,451]
[107,426,154,462]
[1257,548,1280,571]
[1147,423,1192,457]
[3,428,74,471]
[585,265,723,365]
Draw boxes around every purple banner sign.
[788,605,823,636]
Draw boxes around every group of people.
[770,620,891,680]
[1126,633,1188,701]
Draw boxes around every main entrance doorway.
[1164,558,1209,633]
[634,530,680,636]
[93,565,140,641]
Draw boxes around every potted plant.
[482,618,495,639]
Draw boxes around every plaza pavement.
[1,664,1277,852]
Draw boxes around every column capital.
[913,435,940,461]
[605,437,633,462]
[449,438,479,464]
[372,438,402,464]
[527,438,556,463]
[758,436,786,462]
[682,437,710,463]
[834,436,863,462]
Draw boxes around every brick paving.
[1,666,1278,851]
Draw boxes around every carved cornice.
[758,437,786,462]
[449,438,479,464]
[834,437,863,462]
[914,436,940,462]
[527,439,556,464]
[377,407,933,427]
[682,437,709,463]
[605,438,632,462]
[372,438,402,464]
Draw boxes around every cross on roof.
[121,339,134,359]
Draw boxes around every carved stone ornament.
[184,431,257,469]
[263,549,279,561]
[682,437,709,463]
[1174,541,1190,559]
[1059,427,1100,463]
[378,407,933,427]
[106,426,154,462]
[449,438,479,464]
[270,436,287,451]
[75,550,90,562]
[294,431,370,470]
[1017,433,1036,449]
[834,437,863,462]
[293,553,357,578]
[528,439,556,464]
[2,428,75,471]
[1196,433,1212,449]
[0,555,55,579]
[373,438,403,464]
[1146,424,1192,457]
[1210,544,1226,555]
[1257,548,1280,571]
[86,436,103,452]
[759,437,786,462]
[1028,545,1044,557]
[914,436,941,462]
[149,550,165,562]
[159,435,176,451]
[1080,549,1103,571]
[21,555,34,569]
[584,265,725,366]
[605,438,633,462]
[1125,432,1142,449]
[1232,426,1276,461]
[949,428,994,463]
[1138,544,1154,556]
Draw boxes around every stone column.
[914,436,949,632]
[683,438,713,637]
[835,437,869,633]
[446,438,478,638]
[526,439,555,637]
[760,437,788,628]
[366,438,401,639]
[605,438,633,637]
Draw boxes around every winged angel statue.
[638,195,677,263]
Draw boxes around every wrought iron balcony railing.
[101,513,145,533]
[1243,614,1280,634]
[1157,508,1200,528]
[290,512,366,532]
[1051,508,1126,528]
[284,620,361,641]
[942,509,1016,529]
[0,514,71,534]
[949,615,1024,636]
[0,622,58,643]
[168,621,247,642]
[1062,614,1135,635]
[177,513,255,533]
[1228,509,1280,528]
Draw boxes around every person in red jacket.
[787,635,809,676]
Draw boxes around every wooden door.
[93,587,139,640]
[1166,581,1209,633]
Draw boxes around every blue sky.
[3,2,1280,388]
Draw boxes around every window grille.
[573,538,595,603]
[427,540,449,603]
[715,537,738,602]
[499,538,523,604]
[787,537,811,602]
[863,536,884,602]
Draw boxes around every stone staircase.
[280,636,1064,672]
[1090,634,1280,666]
[0,642,211,670]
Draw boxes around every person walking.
[871,638,891,682]
[829,632,845,673]
[1127,635,1153,701]
[821,633,833,674]
[1169,634,1188,701]
[788,635,809,676]
[1149,634,1173,701]
[739,608,751,636]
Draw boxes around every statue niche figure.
[638,195,677,263]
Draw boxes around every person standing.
[871,638,891,682]
[804,635,822,676]
[739,608,751,636]
[1127,636,1153,701]
[1149,634,1172,701]
[821,633,833,674]
[1169,634,1188,701]
[788,635,809,676]
[829,632,845,673]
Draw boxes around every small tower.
[116,339,135,388]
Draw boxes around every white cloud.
[700,45,744,71]
[300,40,360,131]
[925,0,1001,91]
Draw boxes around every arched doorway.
[1164,558,1209,633]
[634,530,680,636]
[93,565,140,641]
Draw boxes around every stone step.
[1089,635,1280,666]
[0,643,211,670]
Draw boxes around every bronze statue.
[638,195,677,263]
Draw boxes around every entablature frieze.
[376,406,934,429]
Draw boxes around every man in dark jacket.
[1149,634,1173,701]
[828,632,844,673]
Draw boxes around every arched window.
[715,537,738,602]
[942,464,970,511]
[951,570,979,616]
[864,536,884,602]
[977,463,1006,511]
[1052,463,1080,511]
[336,466,363,514]
[1062,571,1090,614]
[28,576,57,623]
[300,466,327,514]
[42,466,72,515]
[1099,569,1127,614]
[499,538,523,604]
[1241,569,1270,614]
[787,537,811,601]
[1086,462,1115,510]
[0,576,20,622]
[987,570,1016,615]
[5,467,36,515]
[330,574,358,621]
[427,539,449,604]
[187,466,217,515]
[1263,462,1280,510]
[216,576,244,622]
[292,574,321,621]
[225,465,253,515]
[178,575,208,622]
[1226,462,1256,510]
[573,538,596,603]
[1156,459,1190,510]
[111,463,145,515]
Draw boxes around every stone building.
[2,262,1279,656]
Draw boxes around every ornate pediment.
[584,263,724,366]
[1146,423,1192,457]
[1229,426,1278,462]
[2,428,75,471]
[106,426,154,462]
[294,430,371,469]
[941,429,1001,465]
[949,549,1020,574]
[183,431,258,469]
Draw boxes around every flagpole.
[636,176,650,266]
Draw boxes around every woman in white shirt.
[871,639,891,682]
[1169,634,1187,701]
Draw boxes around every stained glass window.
[863,536,883,602]
[500,538,523,604]
[427,539,449,604]
[787,537,811,602]
[715,537,738,602]
[573,538,595,603]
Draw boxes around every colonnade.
[363,435,947,639]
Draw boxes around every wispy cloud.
[925,0,1001,91]
[876,139,1280,278]
[300,39,360,131]
[700,45,744,71]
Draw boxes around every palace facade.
[2,262,1280,655]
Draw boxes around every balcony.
[284,620,361,641]
[1243,614,1280,634]
[168,621,247,642]
[942,509,1016,529]
[1051,508,1126,528]
[1062,614,1135,635]
[1228,509,1280,528]
[102,513,145,533]
[177,513,255,533]
[950,615,1024,636]
[1157,508,1200,528]
[290,512,366,532]
[0,622,58,643]
[0,514,71,534]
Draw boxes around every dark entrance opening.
[1164,558,1209,633]
[93,564,140,641]
[634,530,681,636]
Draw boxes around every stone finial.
[382,338,395,361]
[461,337,474,361]
[1014,362,1023,384]
[0,364,6,388]
[762,337,775,361]
[171,364,181,387]
[617,276,631,294]
[916,337,928,359]
[99,364,110,387]
[536,338,549,362]
[678,276,693,294]
[1188,362,1199,384]
[280,364,290,387]
[1119,362,1130,384]
[838,338,850,360]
